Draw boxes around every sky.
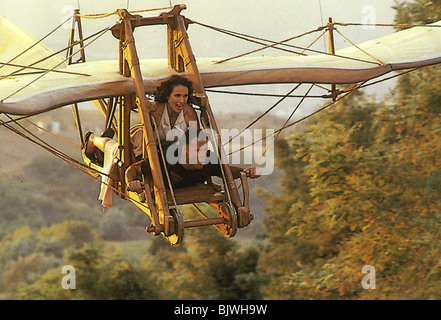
[0,0,399,117]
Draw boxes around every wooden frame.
[105,6,253,245]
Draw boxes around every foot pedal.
[164,215,176,236]
[237,206,253,228]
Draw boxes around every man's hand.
[127,180,144,194]
[243,167,261,179]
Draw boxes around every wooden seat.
[167,183,224,205]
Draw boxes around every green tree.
[394,0,441,27]
[0,226,64,297]
[257,1,441,299]
[18,244,163,300]
[0,154,104,239]
[259,82,441,299]
[148,212,265,300]
[40,220,100,249]
[98,209,129,241]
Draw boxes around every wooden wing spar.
[1,7,441,116]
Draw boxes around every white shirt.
[157,103,187,142]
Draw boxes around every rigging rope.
[227,83,365,157]
[212,27,327,63]
[226,66,418,157]
[273,84,314,142]
[151,114,180,210]
[192,20,382,66]
[0,15,73,73]
[24,118,81,147]
[1,25,110,102]
[335,21,441,28]
[334,28,386,65]
[318,0,327,51]
[299,28,328,56]
[0,61,90,79]
[0,25,109,81]
[206,88,326,99]
[76,6,173,19]
[223,84,302,146]
[0,113,151,212]
[191,20,310,59]
[253,84,315,164]
[0,114,87,171]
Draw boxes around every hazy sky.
[1,0,398,56]
[0,0,399,116]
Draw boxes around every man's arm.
[229,165,261,179]
[125,160,145,193]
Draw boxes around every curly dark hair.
[154,75,194,103]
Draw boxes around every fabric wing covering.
[0,16,67,76]
[1,16,441,115]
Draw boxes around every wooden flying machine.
[1,4,441,245]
